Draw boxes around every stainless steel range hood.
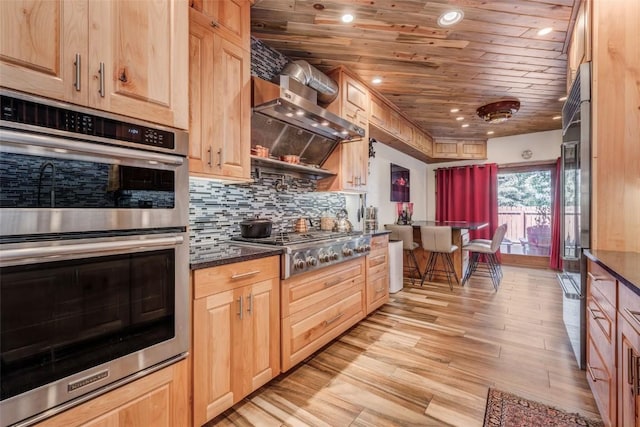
[251,65,365,169]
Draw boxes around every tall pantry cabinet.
[0,0,189,129]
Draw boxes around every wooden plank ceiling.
[251,0,578,140]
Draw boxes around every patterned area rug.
[483,388,604,427]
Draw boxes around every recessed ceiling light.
[461,123,470,128]
[456,116,464,121]
[552,115,562,120]
[372,77,382,84]
[558,96,567,101]
[487,131,495,135]
[437,9,464,27]
[537,27,553,36]
[450,108,460,113]
[341,14,354,23]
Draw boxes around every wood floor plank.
[210,266,601,426]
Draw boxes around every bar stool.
[461,223,508,291]
[419,226,458,290]
[384,224,422,285]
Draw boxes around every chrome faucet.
[37,161,56,207]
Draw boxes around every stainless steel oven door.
[0,128,188,236]
[0,230,189,427]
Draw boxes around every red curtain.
[435,163,499,243]
[549,157,563,270]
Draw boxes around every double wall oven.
[0,90,189,426]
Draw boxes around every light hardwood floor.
[208,266,601,426]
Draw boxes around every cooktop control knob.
[306,256,317,266]
[294,258,305,270]
[354,245,364,253]
[342,247,353,256]
[329,250,339,261]
[318,252,330,263]
[364,244,371,251]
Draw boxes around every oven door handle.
[0,128,184,166]
[1,235,184,262]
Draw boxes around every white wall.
[424,129,564,220]
[346,141,430,231]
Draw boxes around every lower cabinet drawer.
[587,297,615,362]
[366,272,388,313]
[282,284,364,371]
[586,335,616,426]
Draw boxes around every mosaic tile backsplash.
[251,36,289,81]
[189,175,346,246]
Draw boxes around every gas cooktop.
[231,230,364,246]
[231,230,371,278]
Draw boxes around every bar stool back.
[461,223,508,291]
[384,224,422,285]
[419,226,459,290]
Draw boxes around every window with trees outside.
[498,163,555,258]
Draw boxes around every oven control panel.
[284,235,371,278]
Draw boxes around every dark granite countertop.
[190,242,284,270]
[585,249,640,293]
[386,221,489,230]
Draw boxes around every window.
[498,163,555,257]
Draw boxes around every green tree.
[498,171,551,208]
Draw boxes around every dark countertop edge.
[385,221,489,231]
[584,249,640,295]
[190,245,285,270]
[370,230,391,237]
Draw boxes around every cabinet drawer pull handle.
[231,270,260,279]
[323,312,344,327]
[207,147,212,166]
[628,348,635,388]
[247,293,253,315]
[587,364,604,382]
[324,279,341,288]
[74,53,81,91]
[217,148,222,168]
[635,353,640,396]
[98,62,105,97]
[588,306,605,320]
[237,296,243,320]
[587,272,608,282]
[624,308,640,329]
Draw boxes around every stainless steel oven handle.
[1,236,184,262]
[0,129,184,166]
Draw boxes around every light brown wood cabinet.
[617,283,640,426]
[369,93,434,162]
[190,0,251,50]
[188,6,251,182]
[0,0,189,129]
[281,258,366,371]
[586,261,617,426]
[34,359,189,427]
[317,67,369,192]
[192,256,280,426]
[432,139,487,160]
[586,258,640,427]
[366,234,390,314]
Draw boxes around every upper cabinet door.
[88,0,188,129]
[0,0,88,105]
[191,0,250,50]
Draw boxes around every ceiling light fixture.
[372,77,382,84]
[476,100,521,123]
[537,27,553,36]
[487,131,495,135]
[552,115,562,120]
[341,14,354,23]
[558,96,567,101]
[461,123,469,128]
[437,9,464,27]
[450,108,460,113]
[456,116,464,121]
